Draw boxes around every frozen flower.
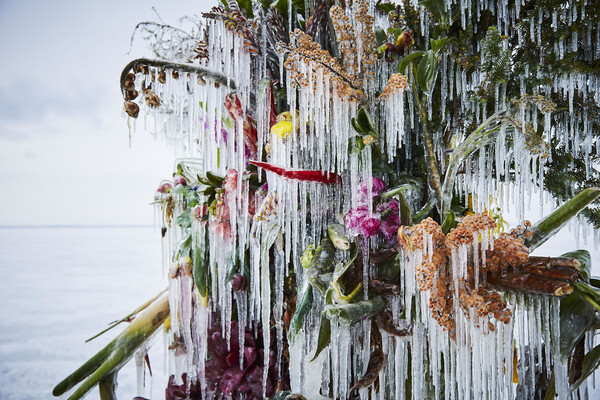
[270,120,293,139]
[190,320,287,400]
[232,274,247,292]
[173,174,187,187]
[156,182,173,194]
[344,206,381,238]
[192,204,208,221]
[222,169,239,196]
[222,169,257,217]
[209,193,232,240]
[357,177,387,205]
[380,212,401,239]
[224,94,258,159]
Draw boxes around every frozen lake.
[0,227,169,400]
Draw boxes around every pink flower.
[192,204,208,221]
[222,169,256,217]
[224,94,258,160]
[209,193,232,240]
[173,174,187,187]
[156,182,173,194]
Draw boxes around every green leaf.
[559,291,596,359]
[419,0,447,25]
[311,312,331,361]
[356,108,375,133]
[53,295,169,399]
[430,37,447,53]
[376,2,396,13]
[387,27,404,38]
[206,171,225,187]
[375,28,388,45]
[562,250,591,282]
[413,197,437,222]
[237,0,254,18]
[570,344,600,391]
[306,238,336,295]
[416,50,436,93]
[398,51,425,74]
[193,243,208,297]
[441,210,456,234]
[300,244,315,269]
[289,280,313,339]
[525,188,600,251]
[327,223,351,251]
[351,117,367,134]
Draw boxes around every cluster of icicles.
[120,1,600,399]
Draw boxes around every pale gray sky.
[0,0,217,226]
[0,0,596,265]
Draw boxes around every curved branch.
[120,58,237,96]
[440,111,519,216]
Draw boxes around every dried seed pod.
[144,89,160,108]
[171,70,179,79]
[124,79,135,89]
[124,89,138,101]
[136,65,149,74]
[124,101,139,118]
[126,72,136,81]
[158,70,166,84]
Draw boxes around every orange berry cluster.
[278,30,363,99]
[330,6,357,77]
[446,212,496,250]
[485,232,529,273]
[458,285,512,329]
[398,218,455,332]
[355,1,377,77]
[398,213,519,335]
[378,73,408,99]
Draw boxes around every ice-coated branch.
[439,111,519,217]
[119,57,236,96]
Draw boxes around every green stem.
[525,187,600,251]
[411,69,443,206]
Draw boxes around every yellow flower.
[271,120,294,139]
[363,135,374,145]
[276,111,294,123]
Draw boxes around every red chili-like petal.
[250,160,342,184]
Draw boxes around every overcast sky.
[0,0,217,226]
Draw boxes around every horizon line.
[0,224,156,229]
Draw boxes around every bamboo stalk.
[525,188,600,251]
[53,293,169,399]
[86,289,167,342]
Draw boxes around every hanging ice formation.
[113,0,600,399]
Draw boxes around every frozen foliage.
[113,0,600,399]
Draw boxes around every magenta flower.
[357,177,387,205]
[344,207,381,238]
